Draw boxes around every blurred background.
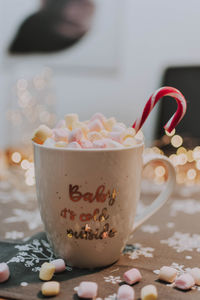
[0,0,200,187]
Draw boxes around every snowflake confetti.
[161,232,200,253]
[170,199,200,217]
[7,239,55,272]
[104,275,122,284]
[123,243,154,260]
[141,224,160,234]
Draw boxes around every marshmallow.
[88,119,104,132]
[67,142,81,149]
[53,128,69,142]
[65,113,79,130]
[41,281,60,296]
[104,139,123,148]
[32,124,52,144]
[100,130,109,138]
[0,263,10,283]
[90,113,106,124]
[141,285,158,300]
[112,123,126,132]
[124,268,142,285]
[51,259,66,273]
[123,137,137,147]
[39,262,55,281]
[80,140,93,149]
[189,267,200,285]
[55,120,66,128]
[43,138,55,147]
[175,273,195,290]
[77,281,98,298]
[109,131,124,143]
[117,284,135,300]
[105,117,116,131]
[68,128,83,143]
[88,131,102,142]
[55,141,68,148]
[158,266,177,283]
[72,122,89,136]
[93,140,107,149]
[123,128,136,139]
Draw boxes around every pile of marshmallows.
[32,113,140,149]
[1,260,200,299]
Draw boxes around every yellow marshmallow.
[55,141,68,148]
[123,137,137,147]
[105,117,116,131]
[39,262,55,281]
[65,113,79,130]
[41,281,60,296]
[72,121,89,137]
[141,285,158,300]
[32,125,52,145]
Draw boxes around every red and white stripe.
[132,86,187,134]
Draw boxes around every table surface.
[0,169,200,299]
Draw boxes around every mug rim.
[33,139,144,152]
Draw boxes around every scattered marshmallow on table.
[123,268,142,285]
[39,262,55,281]
[141,284,158,300]
[77,281,98,299]
[51,259,66,273]
[117,284,135,300]
[189,267,200,285]
[175,273,195,290]
[41,281,60,296]
[32,124,52,144]
[0,263,10,283]
[158,266,177,283]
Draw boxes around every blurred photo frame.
[0,0,121,74]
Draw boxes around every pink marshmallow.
[55,120,66,128]
[88,119,104,132]
[109,131,124,143]
[104,138,123,148]
[93,140,107,148]
[67,142,81,149]
[124,268,142,285]
[0,263,10,283]
[51,259,66,273]
[175,273,195,290]
[77,281,98,298]
[68,128,83,143]
[117,285,135,300]
[90,112,106,124]
[53,128,69,142]
[80,140,93,149]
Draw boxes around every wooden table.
[0,169,200,299]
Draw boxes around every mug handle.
[133,154,176,231]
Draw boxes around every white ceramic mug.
[34,141,176,268]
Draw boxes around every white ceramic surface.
[34,142,175,268]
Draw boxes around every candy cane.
[132,86,187,133]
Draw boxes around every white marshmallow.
[88,119,104,132]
